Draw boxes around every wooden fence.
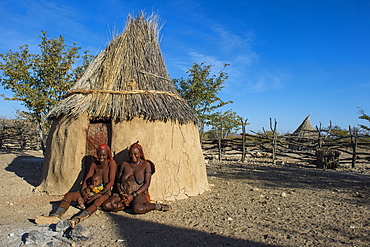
[202,133,370,169]
[0,119,40,151]
[2,118,369,169]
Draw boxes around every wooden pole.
[269,118,277,164]
[349,125,358,168]
[217,126,222,161]
[241,118,249,162]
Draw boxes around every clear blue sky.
[0,0,369,133]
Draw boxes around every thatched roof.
[291,115,318,138]
[48,13,199,125]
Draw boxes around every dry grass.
[48,12,198,125]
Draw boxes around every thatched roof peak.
[48,12,199,125]
[292,115,318,137]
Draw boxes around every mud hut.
[37,13,209,201]
[288,115,318,150]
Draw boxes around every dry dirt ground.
[0,150,369,247]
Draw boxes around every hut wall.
[38,115,89,194]
[112,117,209,201]
[38,116,209,201]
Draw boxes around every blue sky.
[0,0,369,133]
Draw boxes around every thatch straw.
[291,115,318,138]
[48,12,199,125]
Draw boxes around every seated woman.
[36,144,117,227]
[102,142,170,213]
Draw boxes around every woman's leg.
[101,195,123,212]
[132,195,158,214]
[85,193,110,214]
[69,193,110,228]
[35,191,81,225]
[58,191,81,211]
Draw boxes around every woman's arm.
[81,162,97,200]
[116,162,127,195]
[86,193,102,204]
[136,161,152,195]
[82,162,97,188]
[101,160,117,194]
[117,161,126,180]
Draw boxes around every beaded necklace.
[130,159,141,168]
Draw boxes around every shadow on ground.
[5,154,44,187]
[107,212,274,247]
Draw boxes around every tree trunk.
[36,118,46,155]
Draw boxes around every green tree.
[0,31,93,152]
[209,110,241,138]
[173,62,232,139]
[358,108,370,132]
[330,125,349,137]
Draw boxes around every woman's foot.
[68,210,90,228]
[35,207,66,225]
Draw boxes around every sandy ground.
[0,150,369,246]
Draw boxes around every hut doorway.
[85,121,112,162]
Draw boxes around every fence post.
[241,118,249,162]
[269,118,277,164]
[0,119,4,149]
[349,125,358,168]
[216,126,223,161]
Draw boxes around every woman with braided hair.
[35,144,117,227]
[102,142,170,213]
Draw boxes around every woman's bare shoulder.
[120,161,130,167]
[109,159,117,165]
[89,161,98,168]
[142,160,152,169]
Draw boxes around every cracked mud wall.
[112,117,209,201]
[38,115,89,194]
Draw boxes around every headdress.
[96,144,113,160]
[129,141,146,160]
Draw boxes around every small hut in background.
[37,13,209,201]
[288,115,318,151]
